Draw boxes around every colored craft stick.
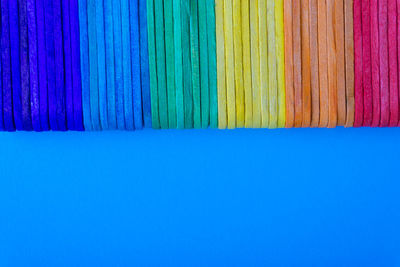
[233,0,244,128]
[146,0,160,129]
[182,1,193,128]
[398,0,400,127]
[36,0,49,131]
[250,0,261,128]
[309,0,319,127]
[1,0,15,131]
[284,0,294,128]
[28,0,40,131]
[155,0,168,129]
[62,0,74,130]
[371,0,380,126]
[362,0,372,126]
[225,0,236,129]
[379,0,389,127]
[44,0,57,130]
[301,0,311,127]
[259,0,269,128]
[275,0,285,128]
[173,0,184,129]
[354,0,363,127]
[19,0,33,130]
[335,0,346,126]
[104,0,117,129]
[241,0,252,128]
[164,0,176,128]
[0,32,2,130]
[139,0,152,128]
[78,0,92,130]
[88,0,101,130]
[267,0,278,128]
[153,2,168,128]
[318,0,328,127]
[70,0,84,131]
[122,0,134,130]
[292,0,302,127]
[389,0,399,126]
[216,0,227,129]
[344,0,355,127]
[54,0,66,130]
[190,0,201,129]
[96,0,108,129]
[114,0,126,129]
[327,0,337,128]
[131,0,143,129]
[207,0,218,129]
[9,0,23,130]
[199,0,210,128]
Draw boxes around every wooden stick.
[309,0,320,127]
[318,0,329,127]
[284,0,294,128]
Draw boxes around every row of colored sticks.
[0,0,398,131]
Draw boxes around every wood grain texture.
[379,0,389,127]
[182,1,193,128]
[309,0,320,127]
[389,0,399,126]
[301,0,311,127]
[293,0,302,127]
[353,0,363,127]
[259,0,269,128]
[216,0,227,129]
[251,0,261,127]
[344,0,355,127]
[233,0,245,128]
[276,0,286,128]
[165,0,177,128]
[199,0,210,128]
[327,0,337,127]
[267,0,277,128]
[335,0,346,126]
[371,0,380,126]
[242,0,253,127]
[174,0,185,129]
[207,0,218,128]
[224,0,236,129]
[362,0,372,126]
[284,0,294,128]
[318,0,329,127]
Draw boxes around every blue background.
[0,128,399,266]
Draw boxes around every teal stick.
[207,0,218,128]
[190,0,201,128]
[155,0,168,128]
[146,0,160,129]
[173,0,184,129]
[198,0,209,128]
[164,0,176,128]
[182,1,193,128]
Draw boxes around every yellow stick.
[259,0,269,128]
[267,0,277,128]
[224,0,236,129]
[233,0,244,127]
[250,0,261,127]
[241,0,253,127]
[275,0,286,128]
[215,0,227,129]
